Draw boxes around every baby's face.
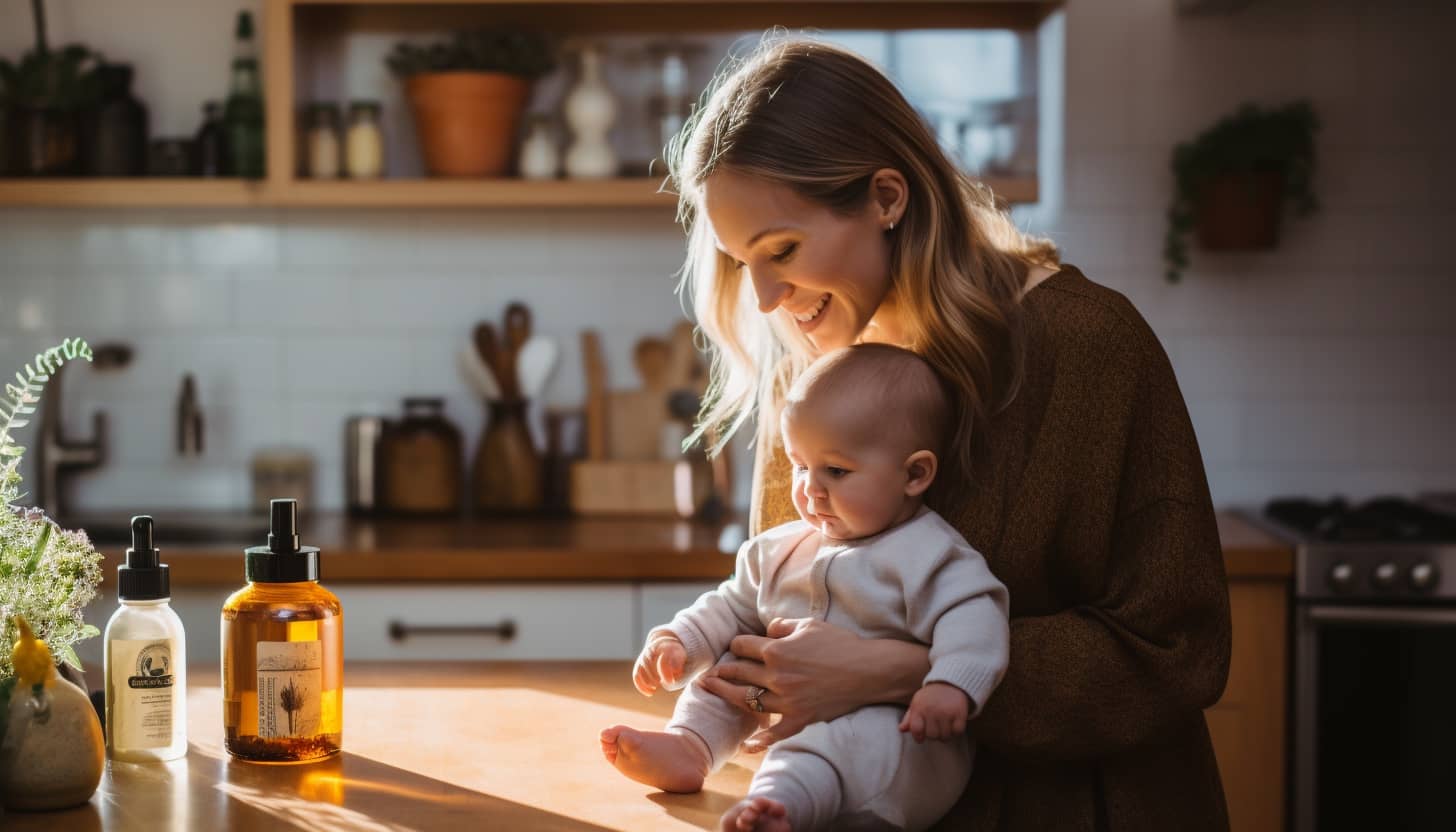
[781,404,917,541]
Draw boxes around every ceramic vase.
[0,666,106,811]
[562,46,618,179]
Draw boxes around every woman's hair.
[666,33,1060,508]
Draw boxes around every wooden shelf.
[0,178,267,207]
[0,1,1052,210]
[0,175,1037,208]
[275,177,677,207]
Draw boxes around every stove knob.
[1371,562,1399,590]
[1327,562,1356,592]
[1409,562,1440,591]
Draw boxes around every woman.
[666,37,1232,831]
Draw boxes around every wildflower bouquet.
[0,339,104,681]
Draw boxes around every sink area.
[59,512,267,546]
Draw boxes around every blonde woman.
[660,36,1231,832]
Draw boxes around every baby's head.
[781,344,951,541]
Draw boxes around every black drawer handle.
[388,619,518,642]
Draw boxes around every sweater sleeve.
[968,324,1232,763]
[652,536,767,686]
[902,538,1011,718]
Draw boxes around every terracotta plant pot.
[405,72,531,177]
[1195,170,1286,251]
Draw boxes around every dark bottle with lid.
[104,516,187,761]
[193,101,229,176]
[221,499,342,763]
[377,397,463,514]
[83,64,149,176]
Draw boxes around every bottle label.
[109,638,175,749]
[256,641,322,739]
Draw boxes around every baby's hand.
[632,633,686,696]
[898,682,971,743]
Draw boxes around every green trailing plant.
[385,29,556,80]
[1164,99,1320,283]
[0,338,104,682]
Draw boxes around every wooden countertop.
[1,662,758,831]
[81,510,1290,587]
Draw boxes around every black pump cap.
[245,498,320,583]
[119,515,170,600]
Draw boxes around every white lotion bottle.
[104,515,187,761]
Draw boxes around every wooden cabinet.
[1206,577,1289,832]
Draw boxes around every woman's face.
[702,169,903,353]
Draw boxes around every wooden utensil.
[459,344,502,401]
[502,302,532,397]
[633,337,671,392]
[473,322,509,398]
[663,321,701,393]
[581,330,608,461]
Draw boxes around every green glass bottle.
[223,11,265,178]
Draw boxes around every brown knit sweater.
[750,264,1232,831]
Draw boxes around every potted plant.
[0,338,107,811]
[1163,100,1319,282]
[0,0,104,176]
[387,29,556,177]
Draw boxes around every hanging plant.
[1163,100,1320,283]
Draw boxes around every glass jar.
[304,102,342,179]
[344,100,384,180]
[377,397,463,514]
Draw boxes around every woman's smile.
[791,293,832,332]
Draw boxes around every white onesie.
[656,507,1010,831]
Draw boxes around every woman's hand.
[695,617,929,751]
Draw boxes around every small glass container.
[344,100,384,179]
[304,102,342,179]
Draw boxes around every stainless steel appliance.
[1257,496,1456,832]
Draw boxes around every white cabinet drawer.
[635,581,724,647]
[335,583,637,661]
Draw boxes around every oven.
[1261,498,1456,832]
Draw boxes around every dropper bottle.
[221,498,343,763]
[104,515,187,761]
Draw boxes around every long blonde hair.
[666,35,1059,505]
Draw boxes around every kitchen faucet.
[35,342,132,518]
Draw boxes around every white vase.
[562,46,618,179]
[519,117,560,180]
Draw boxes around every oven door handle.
[1306,605,1456,627]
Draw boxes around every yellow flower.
[11,615,54,689]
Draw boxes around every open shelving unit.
[0,0,1057,209]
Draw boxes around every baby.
[600,343,1010,832]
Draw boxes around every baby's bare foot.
[599,724,710,793]
[720,796,791,831]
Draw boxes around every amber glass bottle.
[222,499,343,763]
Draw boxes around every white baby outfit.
[656,507,1010,831]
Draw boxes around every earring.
[887,221,896,232]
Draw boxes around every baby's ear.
[903,450,937,497]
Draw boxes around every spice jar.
[377,397,463,514]
[344,100,384,179]
[304,102,342,179]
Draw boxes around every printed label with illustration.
[256,640,322,739]
[109,638,175,749]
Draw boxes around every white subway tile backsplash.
[0,274,56,332]
[1241,401,1365,467]
[281,334,412,396]
[280,212,418,268]
[167,215,281,270]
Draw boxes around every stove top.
[1260,496,1456,602]
[1265,496,1456,544]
